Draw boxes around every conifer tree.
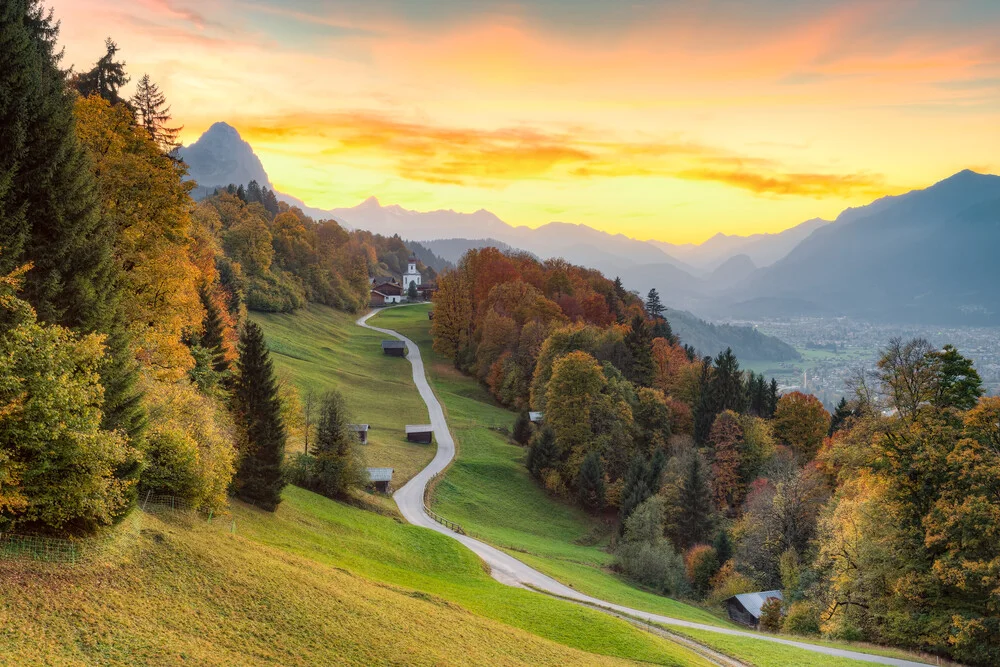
[713,528,732,564]
[310,391,363,498]
[829,396,852,435]
[526,425,558,479]
[619,450,666,530]
[130,73,181,151]
[767,378,780,418]
[575,451,606,511]
[512,410,533,445]
[693,357,715,444]
[199,282,229,374]
[625,313,655,386]
[233,321,287,510]
[645,288,664,318]
[711,348,745,413]
[70,37,129,105]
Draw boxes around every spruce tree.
[625,313,655,386]
[619,455,651,532]
[70,37,129,105]
[526,425,558,479]
[693,357,715,444]
[512,410,533,445]
[645,288,664,319]
[0,1,142,451]
[711,348,745,413]
[675,452,713,549]
[310,391,362,498]
[199,282,229,374]
[829,396,852,435]
[767,378,780,418]
[575,451,606,512]
[130,73,181,151]
[233,321,287,510]
[713,528,733,565]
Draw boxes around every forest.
[0,5,428,536]
[431,248,999,665]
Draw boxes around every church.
[402,254,421,294]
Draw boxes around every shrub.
[614,496,688,595]
[782,601,821,636]
[759,597,784,632]
[684,544,720,599]
[707,560,757,607]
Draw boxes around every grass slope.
[3,487,712,666]
[251,304,433,486]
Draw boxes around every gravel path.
[358,307,931,667]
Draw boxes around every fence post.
[143,489,152,511]
[230,519,235,534]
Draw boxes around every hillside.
[666,309,801,361]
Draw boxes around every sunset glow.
[52,0,1000,242]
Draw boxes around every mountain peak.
[205,121,241,137]
[176,121,272,190]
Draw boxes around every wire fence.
[0,511,144,565]
[423,471,466,535]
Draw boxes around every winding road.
[358,307,931,667]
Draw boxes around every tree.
[526,425,558,480]
[930,344,982,411]
[130,73,181,151]
[685,544,720,599]
[709,411,744,514]
[302,388,316,454]
[70,37,129,105]
[199,282,230,375]
[645,288,664,318]
[693,357,715,444]
[233,321,287,510]
[773,391,831,460]
[309,392,364,498]
[877,337,938,420]
[0,269,135,532]
[624,314,655,386]
[667,450,714,550]
[546,351,605,458]
[614,495,687,595]
[407,280,418,300]
[512,410,533,445]
[576,451,606,511]
[829,396,852,436]
[711,348,745,414]
[759,597,784,632]
[619,450,666,530]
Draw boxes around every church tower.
[403,253,421,297]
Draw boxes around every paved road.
[358,307,931,667]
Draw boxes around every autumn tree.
[773,391,831,460]
[545,351,606,463]
[233,321,287,510]
[709,410,744,515]
[130,73,181,151]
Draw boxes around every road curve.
[357,306,930,667]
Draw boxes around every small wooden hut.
[381,340,406,357]
[366,467,394,494]
[405,424,433,444]
[724,590,782,628]
[348,423,369,444]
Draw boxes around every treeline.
[430,247,998,665]
[0,6,361,534]
[198,183,439,314]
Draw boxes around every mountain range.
[176,123,1000,326]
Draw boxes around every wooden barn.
[405,424,433,444]
[381,340,406,357]
[348,423,369,444]
[366,467,394,494]
[724,590,782,628]
[370,277,403,306]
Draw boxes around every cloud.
[237,111,894,198]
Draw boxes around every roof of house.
[529,411,544,421]
[381,340,406,349]
[404,424,433,433]
[348,424,369,432]
[367,467,394,483]
[372,276,399,286]
[728,590,783,619]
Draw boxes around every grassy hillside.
[3,486,715,666]
[251,305,434,486]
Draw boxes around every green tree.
[829,396,852,435]
[130,73,181,151]
[233,321,287,510]
[309,391,364,498]
[625,314,655,386]
[526,425,558,480]
[512,410,533,446]
[645,288,664,318]
[575,451,605,511]
[70,37,129,105]
[199,282,230,375]
[931,344,982,411]
[407,280,418,300]
[670,450,714,549]
[619,449,666,530]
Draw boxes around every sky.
[52,0,1000,243]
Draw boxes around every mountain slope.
[652,218,829,270]
[736,170,1000,324]
[175,122,271,190]
[666,308,800,361]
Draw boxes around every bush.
[684,544,720,599]
[759,597,784,632]
[782,601,821,636]
[614,496,688,595]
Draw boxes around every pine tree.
[694,357,715,444]
[625,313,655,386]
[645,288,664,318]
[512,410,533,445]
[575,451,606,511]
[526,425,558,479]
[0,1,141,452]
[651,316,674,344]
[829,396,852,435]
[619,450,665,531]
[310,391,362,498]
[233,321,287,510]
[713,528,733,564]
[767,378,780,418]
[199,282,229,374]
[70,37,129,105]
[130,73,181,151]
[711,348,745,413]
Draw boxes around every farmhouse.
[724,590,783,628]
[370,277,403,306]
[381,340,406,357]
[366,467,393,494]
[405,424,433,444]
[348,423,369,444]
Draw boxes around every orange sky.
[51,0,1000,243]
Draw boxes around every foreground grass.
[2,487,713,665]
[252,304,434,486]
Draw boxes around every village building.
[402,254,421,295]
[370,277,403,306]
[381,340,406,357]
[405,424,433,444]
[724,590,783,628]
[366,467,394,494]
[348,423,369,444]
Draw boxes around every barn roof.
[405,424,433,433]
[529,411,544,422]
[729,590,783,620]
[381,340,406,349]
[348,424,369,432]
[367,467,393,483]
